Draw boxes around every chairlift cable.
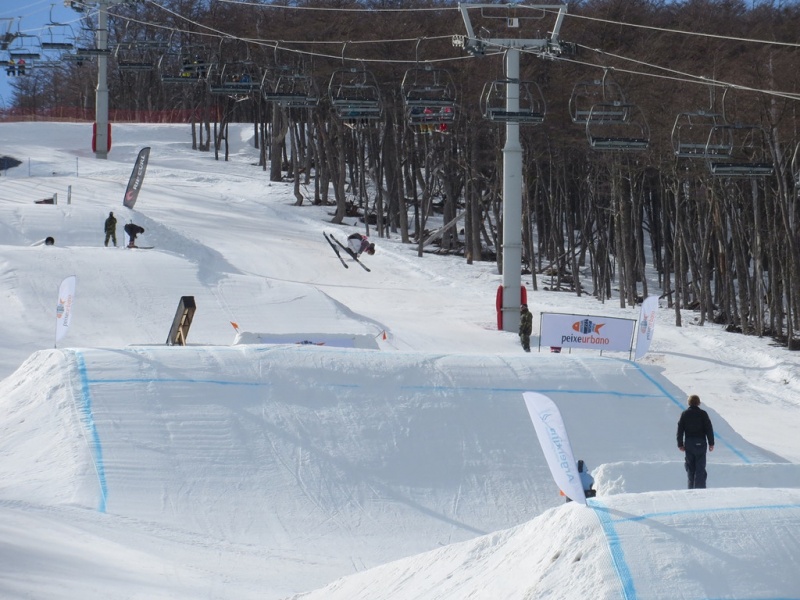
[552,46,800,104]
[214,0,459,13]
[550,6,800,50]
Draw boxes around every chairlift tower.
[68,0,128,159]
[454,3,568,333]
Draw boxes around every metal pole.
[501,48,523,333]
[95,0,110,159]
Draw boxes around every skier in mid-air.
[347,233,375,258]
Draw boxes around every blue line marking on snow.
[73,351,108,514]
[625,360,751,464]
[399,384,663,399]
[613,502,800,524]
[622,359,683,408]
[86,377,268,386]
[592,500,638,600]
[85,377,358,389]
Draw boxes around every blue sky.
[1,0,84,108]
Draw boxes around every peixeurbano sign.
[539,312,636,353]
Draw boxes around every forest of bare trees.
[4,0,800,348]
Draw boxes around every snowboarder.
[6,59,15,76]
[519,304,532,352]
[563,459,595,503]
[16,59,25,76]
[104,211,117,247]
[347,233,375,258]
[677,394,715,489]
[124,222,145,248]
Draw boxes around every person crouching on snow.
[124,222,145,248]
[347,233,375,258]
[563,459,596,502]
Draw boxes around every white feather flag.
[55,275,76,347]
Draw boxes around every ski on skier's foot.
[329,234,371,272]
[323,232,349,269]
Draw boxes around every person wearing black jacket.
[124,222,145,248]
[677,394,715,489]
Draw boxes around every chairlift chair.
[114,41,157,71]
[328,67,382,122]
[586,102,649,151]
[401,66,457,108]
[0,18,15,51]
[8,50,41,61]
[480,79,545,124]
[264,71,319,108]
[40,24,75,51]
[208,61,261,95]
[75,47,110,57]
[26,58,62,70]
[62,51,92,64]
[569,78,626,125]
[705,124,773,177]
[180,48,210,78]
[407,104,457,127]
[159,43,209,83]
[7,33,42,61]
[671,111,733,158]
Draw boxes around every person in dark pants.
[564,459,596,503]
[677,394,715,489]
[104,211,117,247]
[124,222,145,248]
[519,304,532,352]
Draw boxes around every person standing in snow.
[104,211,117,247]
[519,304,532,352]
[677,394,715,489]
[347,232,375,258]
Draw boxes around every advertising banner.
[55,275,76,347]
[539,312,635,352]
[123,147,150,209]
[522,392,586,505]
[634,295,659,360]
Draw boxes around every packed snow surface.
[0,122,798,599]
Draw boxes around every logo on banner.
[523,392,587,504]
[639,313,654,337]
[540,412,577,483]
[573,319,605,335]
[562,318,610,345]
[634,295,659,360]
[57,296,72,325]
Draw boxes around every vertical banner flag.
[634,295,659,360]
[522,392,586,505]
[122,147,150,209]
[55,275,77,347]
